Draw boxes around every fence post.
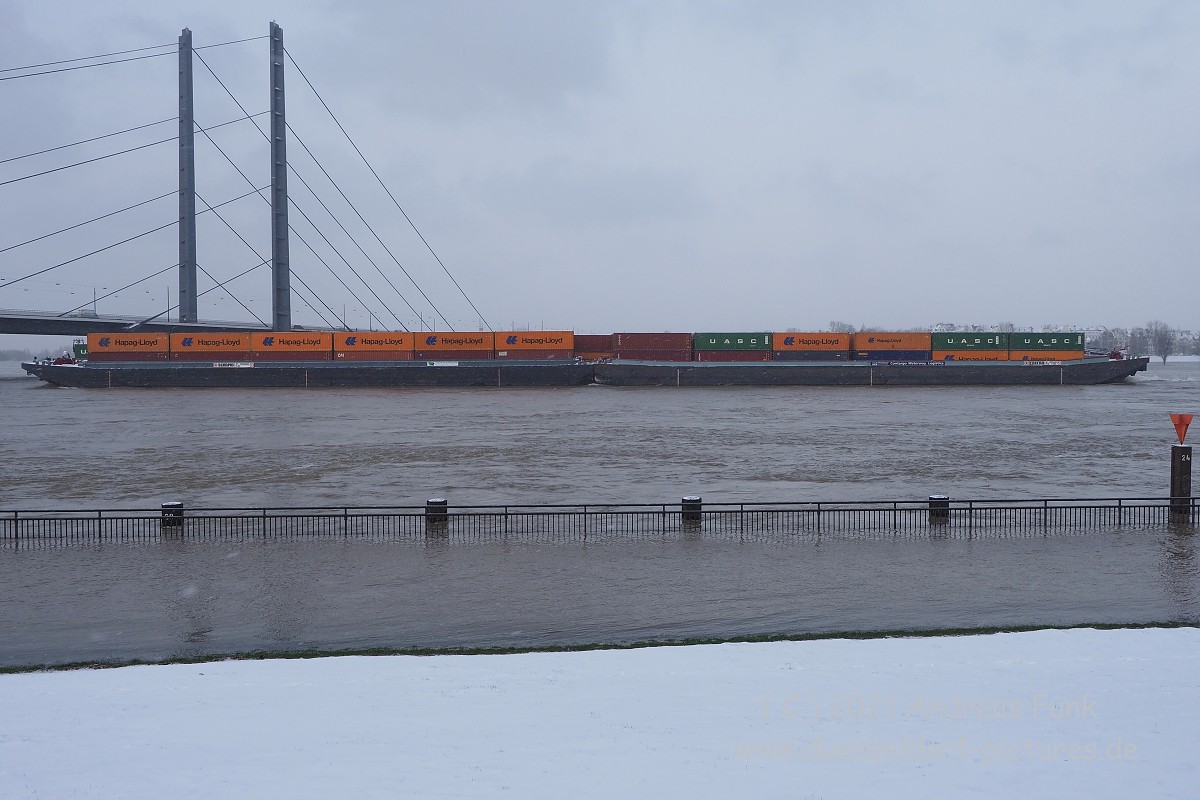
[426,498,448,535]
[1171,445,1192,522]
[161,501,183,531]
[928,495,949,525]
[682,496,702,529]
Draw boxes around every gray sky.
[2,0,1197,351]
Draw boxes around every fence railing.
[1,497,1195,545]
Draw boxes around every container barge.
[20,330,1149,388]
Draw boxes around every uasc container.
[695,350,771,362]
[933,350,1010,362]
[693,332,771,351]
[250,332,333,361]
[931,332,1010,351]
[169,333,252,361]
[495,331,574,350]
[1009,333,1085,350]
[334,332,414,361]
[87,333,169,361]
[851,332,932,351]
[772,332,851,352]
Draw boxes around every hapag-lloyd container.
[1010,350,1085,361]
[169,333,252,361]
[932,332,1010,351]
[495,331,574,350]
[613,333,693,350]
[418,332,496,351]
[87,333,169,361]
[250,332,333,360]
[695,350,772,362]
[852,332,932,351]
[334,332,414,361]
[693,332,771,351]
[772,350,851,361]
[1009,333,1085,350]
[772,332,851,352]
[933,350,1009,362]
[495,349,575,360]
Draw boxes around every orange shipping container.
[852,332,932,351]
[772,332,851,352]
[495,331,574,350]
[250,332,333,360]
[169,333,252,360]
[87,333,169,361]
[417,332,496,351]
[933,350,1009,362]
[334,332,414,354]
[1009,350,1085,362]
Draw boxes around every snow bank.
[2,628,1197,799]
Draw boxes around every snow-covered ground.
[2,628,1197,799]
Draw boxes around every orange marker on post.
[1169,414,1193,521]
[1170,413,1193,445]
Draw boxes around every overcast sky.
[2,0,1197,350]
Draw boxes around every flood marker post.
[161,501,183,529]
[928,495,950,524]
[682,495,702,528]
[426,498,448,534]
[1170,414,1193,522]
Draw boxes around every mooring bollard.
[928,495,950,524]
[161,501,184,529]
[1170,445,1192,521]
[426,498,448,534]
[682,495,702,527]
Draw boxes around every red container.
[613,349,693,362]
[612,333,693,350]
[334,350,414,361]
[695,350,771,362]
[89,351,169,362]
[494,349,575,360]
[576,351,613,362]
[413,350,494,360]
[574,334,613,351]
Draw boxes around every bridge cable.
[285,46,492,331]
[0,190,174,256]
[0,111,267,188]
[193,189,339,330]
[194,262,268,327]
[190,49,407,329]
[0,36,265,81]
[286,122,449,331]
[0,186,263,291]
[0,116,175,165]
[60,263,177,317]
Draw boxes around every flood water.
[1,358,1197,667]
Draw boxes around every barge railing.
[1,496,1195,544]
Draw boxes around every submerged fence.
[1,497,1196,545]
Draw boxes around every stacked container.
[494,331,575,360]
[169,333,252,362]
[852,332,932,361]
[334,332,414,361]
[250,332,333,361]
[1009,332,1085,361]
[771,332,851,361]
[87,333,169,362]
[574,334,614,362]
[932,332,1009,362]
[612,332,693,362]
[693,332,772,362]
[413,332,495,360]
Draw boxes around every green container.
[931,332,1009,351]
[693,332,772,351]
[1008,332,1085,350]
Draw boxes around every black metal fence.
[1,497,1196,546]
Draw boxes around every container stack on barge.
[22,329,1149,388]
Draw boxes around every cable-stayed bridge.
[0,24,489,339]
